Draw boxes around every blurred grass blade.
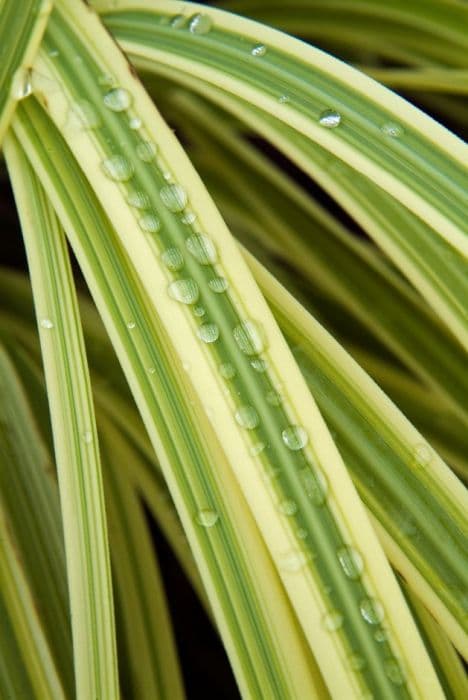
[4,136,119,700]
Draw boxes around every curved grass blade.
[4,137,119,699]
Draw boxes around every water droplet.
[233,320,265,355]
[319,109,341,128]
[198,323,219,343]
[98,73,116,88]
[101,155,134,182]
[127,321,136,329]
[235,405,259,430]
[48,48,59,58]
[129,116,142,130]
[279,551,309,572]
[40,318,54,329]
[323,610,343,631]
[220,363,236,379]
[11,67,32,100]
[70,100,100,129]
[384,658,405,685]
[251,358,267,372]
[127,189,150,209]
[374,628,387,643]
[337,546,364,580]
[412,443,433,468]
[186,234,217,265]
[297,527,308,539]
[250,441,266,456]
[193,306,205,317]
[360,598,384,625]
[161,247,184,271]
[170,14,186,29]
[168,279,199,304]
[148,367,156,375]
[251,44,267,57]
[299,468,328,506]
[103,87,132,112]
[181,210,196,225]
[189,13,212,34]
[349,653,366,671]
[138,213,161,233]
[208,276,228,293]
[279,95,289,104]
[279,499,297,516]
[196,509,219,527]
[266,390,282,406]
[282,425,308,450]
[160,183,187,212]
[136,140,157,162]
[82,430,93,444]
[381,122,403,138]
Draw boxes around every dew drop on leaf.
[196,509,219,527]
[337,546,364,580]
[138,213,161,233]
[103,87,132,112]
[127,189,150,209]
[101,155,134,182]
[279,499,298,516]
[160,183,188,212]
[189,13,213,34]
[279,550,309,573]
[360,597,384,625]
[168,279,199,304]
[318,109,341,128]
[282,425,308,450]
[220,363,236,379]
[197,323,219,343]
[381,122,403,138]
[233,320,265,355]
[136,140,157,162]
[186,234,217,264]
[251,44,267,56]
[161,247,184,271]
[235,405,260,430]
[323,610,343,631]
[40,318,54,329]
[384,658,405,685]
[208,276,228,293]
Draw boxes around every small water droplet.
[138,213,161,233]
[161,247,184,271]
[233,320,265,355]
[381,122,403,138]
[360,597,384,625]
[279,551,309,572]
[220,363,236,379]
[103,87,132,112]
[160,183,187,212]
[40,318,54,329]
[319,109,341,128]
[127,321,136,329]
[297,527,308,539]
[251,358,267,372]
[181,210,196,225]
[337,546,364,580]
[250,441,266,456]
[70,100,100,129]
[101,155,134,182]
[129,116,142,130]
[384,658,405,685]
[98,73,116,88]
[82,430,93,444]
[323,610,343,631]
[299,467,328,505]
[279,95,289,104]
[282,425,308,450]
[235,405,259,430]
[48,48,59,58]
[189,13,212,34]
[193,306,205,317]
[196,509,219,527]
[198,323,219,343]
[168,279,199,304]
[374,628,387,643]
[186,234,217,264]
[127,189,150,209]
[170,14,186,29]
[266,390,282,406]
[136,140,157,162]
[208,276,228,293]
[251,44,267,57]
[279,499,297,516]
[349,653,366,671]
[148,367,156,375]
[11,67,32,100]
[412,443,433,468]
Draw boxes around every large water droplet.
[198,323,219,343]
[168,279,199,304]
[282,425,308,450]
[235,405,259,430]
[129,116,142,130]
[360,597,384,625]
[220,362,236,379]
[103,87,132,111]
[279,551,309,573]
[160,183,187,212]
[136,140,157,162]
[189,13,212,34]
[319,109,341,128]
[381,122,403,138]
[323,610,343,631]
[101,155,134,182]
[251,44,267,57]
[11,67,32,100]
[384,658,405,685]
[170,14,186,29]
[138,213,161,233]
[127,189,150,209]
[208,276,228,293]
[300,468,327,505]
[337,546,364,580]
[181,210,196,225]
[161,247,184,271]
[196,509,219,527]
[233,320,265,355]
[279,499,297,516]
[70,100,100,129]
[186,234,217,265]
[40,318,54,329]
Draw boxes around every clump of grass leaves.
[0,1,467,698]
